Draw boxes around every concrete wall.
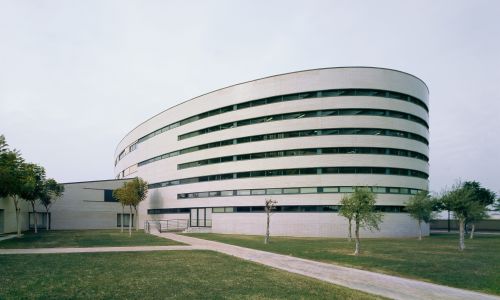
[39,179,133,230]
[212,212,430,238]
[0,197,30,234]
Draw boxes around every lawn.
[0,230,182,248]
[185,233,500,295]
[0,251,383,299]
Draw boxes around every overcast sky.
[1,1,499,194]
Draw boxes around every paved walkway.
[0,234,18,242]
[0,245,202,254]
[151,231,499,300]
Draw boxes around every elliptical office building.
[114,67,430,238]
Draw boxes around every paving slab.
[152,231,500,300]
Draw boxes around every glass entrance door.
[190,208,212,227]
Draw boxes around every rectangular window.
[339,187,354,193]
[283,188,299,194]
[300,187,317,194]
[104,190,116,202]
[372,187,387,193]
[221,190,234,196]
[237,190,251,196]
[251,189,266,195]
[224,207,234,213]
[266,188,282,195]
[322,187,339,193]
[117,214,134,227]
[212,207,225,213]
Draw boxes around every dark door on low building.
[0,209,4,234]
[190,208,212,227]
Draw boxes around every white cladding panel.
[114,67,430,238]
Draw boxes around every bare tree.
[264,198,277,244]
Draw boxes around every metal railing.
[145,219,189,233]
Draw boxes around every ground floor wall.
[0,197,30,234]
[211,212,429,238]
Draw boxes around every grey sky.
[1,1,499,194]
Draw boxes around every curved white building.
[114,67,430,237]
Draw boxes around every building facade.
[114,67,430,237]
[0,179,131,234]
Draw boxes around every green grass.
[184,233,500,295]
[0,230,182,248]
[0,251,383,299]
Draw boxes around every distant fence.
[431,219,500,232]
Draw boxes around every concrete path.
[151,231,499,300]
[0,234,18,242]
[0,245,203,254]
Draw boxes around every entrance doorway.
[0,209,4,234]
[190,208,212,227]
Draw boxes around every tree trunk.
[121,204,124,233]
[354,220,360,255]
[348,218,352,242]
[135,206,139,231]
[470,223,475,239]
[418,220,422,240]
[264,209,270,244]
[46,207,50,230]
[458,218,465,251]
[31,202,38,233]
[129,205,132,237]
[14,197,21,237]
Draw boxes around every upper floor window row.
[177,147,429,170]
[178,185,424,199]
[178,108,428,140]
[137,127,428,168]
[148,166,429,189]
[116,88,427,164]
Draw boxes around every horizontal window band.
[148,167,429,189]
[178,108,428,141]
[177,147,429,170]
[116,88,427,165]
[147,205,408,214]
[178,186,425,199]
[136,127,428,169]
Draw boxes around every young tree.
[39,179,64,230]
[339,194,354,242]
[129,178,148,231]
[113,184,132,235]
[462,181,496,239]
[20,163,46,233]
[113,188,126,233]
[0,136,24,237]
[264,198,277,244]
[405,191,433,240]
[113,178,148,236]
[439,182,479,251]
[339,187,382,255]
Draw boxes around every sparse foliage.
[405,191,433,240]
[438,182,482,250]
[462,181,496,239]
[39,179,64,230]
[264,198,277,244]
[113,178,148,236]
[338,187,382,255]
